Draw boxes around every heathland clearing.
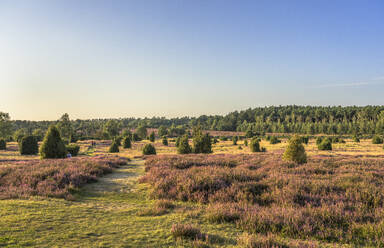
[1,137,384,247]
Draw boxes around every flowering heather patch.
[171,223,204,240]
[0,156,127,199]
[141,154,384,246]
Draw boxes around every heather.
[141,153,384,246]
[0,156,127,199]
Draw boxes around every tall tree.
[103,120,120,139]
[57,113,73,143]
[0,112,12,139]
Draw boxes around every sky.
[0,0,383,121]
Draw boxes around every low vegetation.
[109,139,120,153]
[282,135,307,164]
[0,139,5,150]
[19,136,39,155]
[143,143,156,155]
[318,137,332,150]
[66,143,80,156]
[0,156,127,199]
[141,153,384,246]
[39,125,67,159]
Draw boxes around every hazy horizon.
[1,0,384,121]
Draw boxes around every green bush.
[316,136,323,145]
[32,129,45,142]
[0,139,5,150]
[40,125,67,159]
[115,136,122,146]
[19,136,38,155]
[158,125,168,137]
[301,136,309,145]
[178,135,192,154]
[193,133,212,154]
[149,131,155,142]
[353,136,360,143]
[143,143,156,155]
[332,136,346,143]
[13,129,26,143]
[132,133,141,141]
[175,136,181,147]
[123,137,132,148]
[162,136,168,146]
[318,138,332,150]
[269,136,281,144]
[212,138,218,144]
[109,140,120,153]
[250,138,261,152]
[282,135,307,164]
[245,130,255,138]
[220,136,228,141]
[232,136,238,145]
[244,139,248,146]
[372,135,383,144]
[136,126,148,140]
[66,144,80,156]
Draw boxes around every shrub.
[66,144,80,156]
[40,126,67,159]
[123,136,132,148]
[175,136,181,147]
[13,129,26,143]
[162,136,168,146]
[149,131,155,142]
[32,129,45,142]
[143,143,156,155]
[220,136,228,141]
[136,126,147,140]
[250,138,261,152]
[316,136,323,145]
[206,203,241,223]
[171,223,202,240]
[372,135,383,144]
[212,137,218,144]
[245,130,255,138]
[244,139,248,146]
[353,135,360,143]
[332,136,345,143]
[0,139,5,150]
[19,136,39,155]
[132,133,141,141]
[0,156,127,199]
[282,135,307,164]
[109,140,120,153]
[158,125,168,137]
[178,135,192,154]
[269,136,281,144]
[114,136,122,146]
[193,133,212,154]
[301,136,309,144]
[232,136,238,145]
[318,137,332,150]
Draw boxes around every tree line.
[2,105,384,140]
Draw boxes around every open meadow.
[1,136,384,247]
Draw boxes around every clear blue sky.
[1,0,383,120]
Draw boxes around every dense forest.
[2,106,384,140]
